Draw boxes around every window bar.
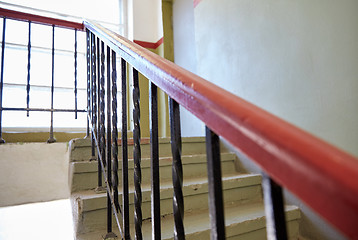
[111,50,120,212]
[150,81,161,240]
[47,25,56,143]
[91,33,101,187]
[26,21,31,117]
[262,173,288,240]
[0,17,6,144]
[169,97,185,240]
[105,45,116,239]
[86,30,90,138]
[121,58,130,239]
[205,126,225,240]
[133,67,142,239]
[74,29,78,119]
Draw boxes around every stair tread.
[76,202,300,240]
[73,173,262,200]
[71,152,237,173]
[72,173,262,213]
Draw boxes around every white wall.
[132,0,163,42]
[194,0,358,157]
[0,143,70,207]
[173,0,205,137]
[173,0,357,239]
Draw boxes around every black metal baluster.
[86,30,90,138]
[169,97,185,240]
[91,33,102,187]
[0,18,6,144]
[100,40,106,172]
[96,37,100,165]
[150,81,161,240]
[133,68,142,240]
[48,24,56,143]
[121,58,130,239]
[111,50,120,212]
[74,29,78,119]
[105,45,116,239]
[205,126,225,240]
[26,21,31,117]
[262,173,288,240]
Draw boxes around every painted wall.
[132,0,163,43]
[0,143,70,207]
[193,0,358,157]
[172,0,205,137]
[173,0,357,239]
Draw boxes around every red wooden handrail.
[85,20,358,239]
[0,7,84,30]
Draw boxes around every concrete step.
[72,173,263,234]
[76,203,300,240]
[69,152,238,192]
[69,137,219,162]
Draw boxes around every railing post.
[150,81,161,240]
[133,68,142,240]
[262,173,288,240]
[169,97,185,240]
[47,24,56,143]
[26,20,31,117]
[205,126,225,240]
[121,58,130,239]
[0,17,6,144]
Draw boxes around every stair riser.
[70,141,209,162]
[75,184,262,233]
[70,160,237,192]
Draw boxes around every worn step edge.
[70,137,206,149]
[75,203,300,240]
[71,152,236,173]
[74,174,262,212]
[158,204,300,239]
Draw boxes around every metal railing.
[0,7,86,143]
[84,20,358,240]
[2,7,358,240]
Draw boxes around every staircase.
[69,137,301,239]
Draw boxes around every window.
[0,1,125,131]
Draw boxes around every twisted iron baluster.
[111,50,120,212]
[86,30,90,138]
[97,37,101,162]
[100,41,106,169]
[133,68,142,239]
[105,45,117,239]
[91,33,101,186]
[26,21,31,117]
[169,97,185,240]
